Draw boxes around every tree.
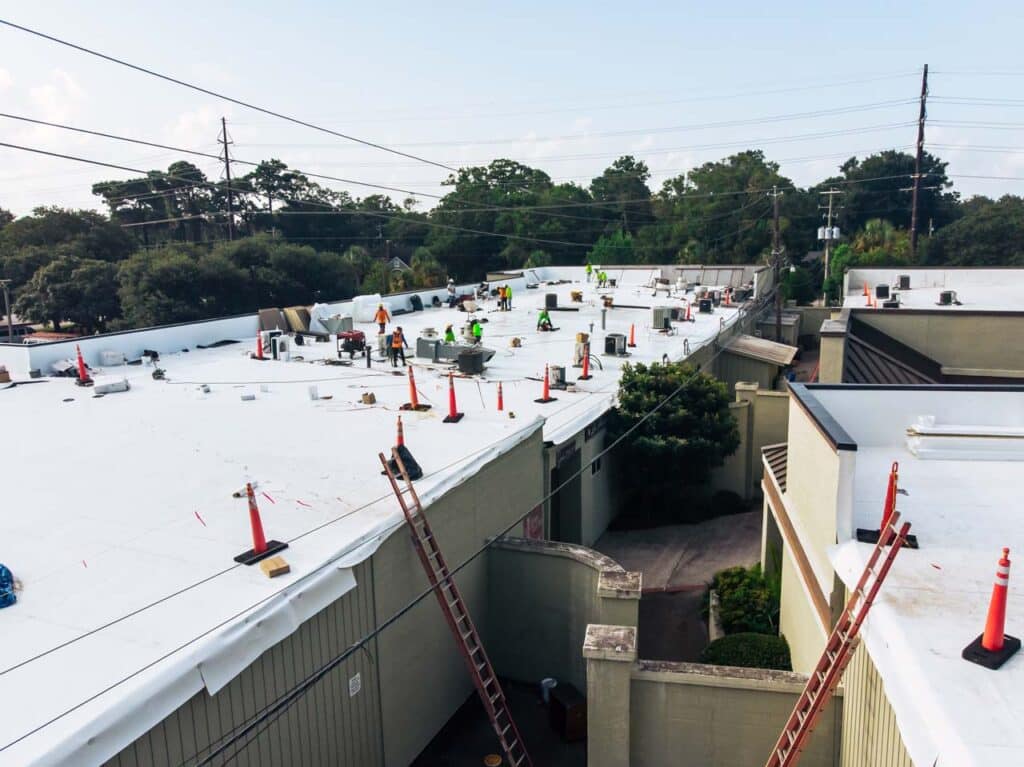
[589,156,652,236]
[780,266,816,305]
[609,362,740,523]
[523,249,551,269]
[926,195,1024,267]
[410,247,446,288]
[588,230,635,265]
[822,150,959,234]
[14,256,120,332]
[0,208,13,230]
[822,220,913,299]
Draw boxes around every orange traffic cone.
[880,462,898,530]
[535,364,557,404]
[400,366,431,411]
[685,302,692,322]
[396,415,405,447]
[578,343,592,381]
[234,482,288,565]
[443,372,463,423]
[497,381,504,411]
[628,324,637,348]
[256,333,264,360]
[863,283,870,297]
[75,344,92,386]
[964,548,1021,668]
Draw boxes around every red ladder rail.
[379,449,533,767]
[764,511,912,767]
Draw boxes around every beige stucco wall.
[784,399,843,593]
[628,661,842,767]
[859,311,1024,375]
[712,385,791,500]
[487,539,640,692]
[716,350,776,391]
[841,643,913,767]
[818,333,846,383]
[780,542,830,674]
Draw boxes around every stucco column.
[597,571,642,628]
[583,624,637,767]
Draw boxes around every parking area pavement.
[594,509,762,661]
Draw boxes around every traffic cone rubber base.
[855,528,919,549]
[534,396,558,403]
[381,444,424,481]
[399,403,432,411]
[443,412,464,423]
[577,374,592,380]
[75,377,94,387]
[962,633,1021,670]
[234,540,288,566]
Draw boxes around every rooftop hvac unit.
[732,287,752,302]
[938,290,960,306]
[882,299,900,309]
[698,298,713,314]
[319,314,353,334]
[652,306,673,330]
[457,348,484,374]
[271,335,290,361]
[604,333,627,356]
[545,293,558,309]
[898,274,911,290]
[549,365,567,389]
[875,285,890,300]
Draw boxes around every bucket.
[540,677,558,704]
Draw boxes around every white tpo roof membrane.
[0,267,749,765]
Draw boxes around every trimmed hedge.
[711,564,779,635]
[700,633,792,671]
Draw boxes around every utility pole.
[910,64,929,260]
[769,186,784,343]
[0,279,12,342]
[819,188,843,288]
[219,116,235,241]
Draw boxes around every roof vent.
[938,290,962,306]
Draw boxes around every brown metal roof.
[843,334,936,385]
[762,443,788,491]
[724,334,798,366]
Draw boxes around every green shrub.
[700,633,792,671]
[712,564,779,635]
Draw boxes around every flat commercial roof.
[795,384,1024,767]
[843,267,1024,311]
[0,265,755,765]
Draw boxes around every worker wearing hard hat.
[374,304,391,334]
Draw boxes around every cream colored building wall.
[859,312,1024,375]
[784,399,843,593]
[819,334,846,383]
[628,661,841,767]
[780,542,829,674]
[840,644,914,767]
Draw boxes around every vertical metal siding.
[104,559,383,767]
[840,643,913,767]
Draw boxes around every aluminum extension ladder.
[379,448,533,767]
[764,511,912,767]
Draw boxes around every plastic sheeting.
[352,294,383,322]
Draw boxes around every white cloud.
[28,69,87,122]
[163,105,226,155]
[0,68,13,91]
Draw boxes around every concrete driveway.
[594,510,761,661]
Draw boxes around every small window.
[591,457,602,475]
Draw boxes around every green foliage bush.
[700,633,792,671]
[712,564,779,635]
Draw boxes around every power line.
[0,18,457,173]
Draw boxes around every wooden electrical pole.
[220,116,235,241]
[820,188,843,286]
[769,186,784,343]
[0,279,12,342]
[910,64,929,259]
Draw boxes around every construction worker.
[471,319,483,344]
[497,285,507,311]
[504,283,513,310]
[598,270,608,288]
[444,323,456,343]
[374,303,391,334]
[537,309,553,331]
[585,261,593,283]
[390,326,409,367]
[446,278,457,307]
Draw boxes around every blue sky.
[2,1,1023,215]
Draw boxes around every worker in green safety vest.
[585,261,593,282]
